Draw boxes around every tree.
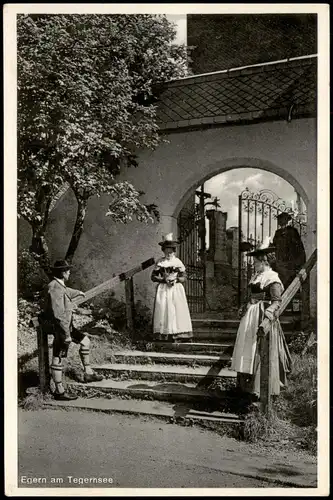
[17,14,188,270]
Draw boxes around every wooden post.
[237,195,242,307]
[199,185,207,312]
[35,321,50,394]
[125,277,135,339]
[300,274,311,330]
[258,326,271,417]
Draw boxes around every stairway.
[46,313,301,426]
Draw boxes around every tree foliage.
[17,14,188,266]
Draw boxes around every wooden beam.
[258,327,271,416]
[125,277,135,338]
[73,274,122,306]
[36,321,50,394]
[73,257,155,306]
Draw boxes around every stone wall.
[18,118,317,315]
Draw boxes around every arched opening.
[173,157,309,218]
[176,163,308,317]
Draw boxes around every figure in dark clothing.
[272,212,306,289]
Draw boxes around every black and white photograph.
[4,3,329,495]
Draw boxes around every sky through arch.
[201,168,305,230]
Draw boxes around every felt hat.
[51,259,72,271]
[158,233,179,248]
[239,241,255,253]
[277,211,292,223]
[247,236,276,257]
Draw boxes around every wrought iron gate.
[238,188,307,305]
[177,193,205,314]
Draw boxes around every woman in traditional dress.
[151,233,193,342]
[231,238,292,400]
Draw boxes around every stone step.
[66,378,232,404]
[192,318,300,332]
[151,341,234,355]
[193,331,300,344]
[92,363,237,384]
[45,397,244,425]
[192,319,240,330]
[193,330,237,341]
[112,350,230,366]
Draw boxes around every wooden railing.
[258,249,317,416]
[33,257,155,393]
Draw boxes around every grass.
[240,350,317,454]
[275,353,317,428]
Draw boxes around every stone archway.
[172,157,313,315]
[173,157,309,219]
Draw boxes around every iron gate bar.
[254,200,257,245]
[177,188,211,314]
[261,202,264,242]
[238,187,307,307]
[238,195,242,307]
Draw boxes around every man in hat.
[272,212,306,288]
[40,260,103,401]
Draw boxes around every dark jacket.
[273,226,306,269]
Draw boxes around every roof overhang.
[156,55,317,132]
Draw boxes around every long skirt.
[153,283,193,341]
[231,302,292,396]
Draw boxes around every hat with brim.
[51,259,73,271]
[247,235,276,257]
[277,212,292,222]
[247,246,276,257]
[158,233,179,248]
[240,241,255,252]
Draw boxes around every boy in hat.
[272,212,306,288]
[40,260,103,401]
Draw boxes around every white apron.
[152,256,192,340]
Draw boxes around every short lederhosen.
[54,323,86,358]
[39,313,86,358]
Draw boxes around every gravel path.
[17,408,317,490]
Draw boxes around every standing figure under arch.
[273,211,306,289]
[151,233,193,342]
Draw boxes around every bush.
[90,294,128,332]
[18,250,49,300]
[89,292,153,343]
[288,317,317,355]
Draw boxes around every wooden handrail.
[73,257,155,306]
[259,248,317,416]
